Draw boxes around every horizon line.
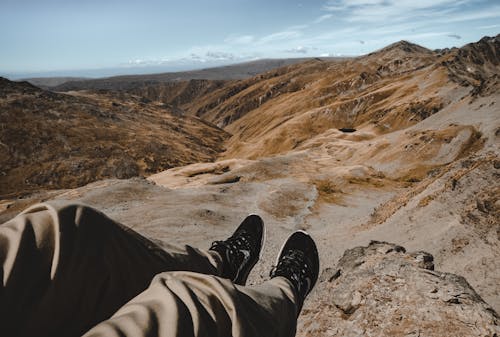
[2,34,496,80]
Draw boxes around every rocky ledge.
[298,241,499,337]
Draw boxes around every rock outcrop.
[298,241,499,337]
[443,34,500,95]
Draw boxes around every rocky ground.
[300,241,498,336]
[1,35,499,335]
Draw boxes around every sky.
[1,0,499,78]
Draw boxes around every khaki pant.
[0,202,298,337]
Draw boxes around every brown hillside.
[142,35,499,314]
[184,41,446,159]
[0,79,229,198]
[156,37,495,161]
[126,79,230,110]
[441,35,500,95]
[0,36,499,332]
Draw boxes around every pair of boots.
[209,215,319,312]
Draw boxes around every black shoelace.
[211,231,252,273]
[271,249,311,297]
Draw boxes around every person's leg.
[82,231,319,337]
[83,272,298,337]
[0,201,262,337]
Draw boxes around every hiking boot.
[270,230,319,312]
[210,214,265,285]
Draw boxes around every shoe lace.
[271,249,311,295]
[211,231,252,272]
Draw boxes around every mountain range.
[0,35,499,336]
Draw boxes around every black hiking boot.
[210,214,265,285]
[270,230,319,313]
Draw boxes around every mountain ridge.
[46,58,333,92]
[0,35,498,331]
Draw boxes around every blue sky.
[1,0,499,78]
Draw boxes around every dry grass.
[313,179,344,204]
[418,194,436,207]
[259,188,310,219]
[0,80,230,198]
[210,46,453,160]
[348,177,386,188]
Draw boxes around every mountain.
[0,36,499,335]
[48,58,329,91]
[122,36,500,314]
[22,76,89,90]
[372,40,434,55]
[441,35,499,95]
[139,36,496,164]
[0,78,229,198]
[140,39,449,160]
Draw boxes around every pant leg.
[83,272,299,337]
[0,201,223,337]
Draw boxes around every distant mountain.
[137,37,497,160]
[22,76,88,89]
[49,58,332,91]
[371,40,434,55]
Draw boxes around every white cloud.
[285,46,308,54]
[445,7,500,22]
[288,24,309,30]
[319,52,346,57]
[259,30,303,43]
[323,0,385,11]
[128,59,146,65]
[205,51,236,61]
[190,53,204,61]
[402,31,455,39]
[320,0,497,24]
[324,0,461,11]
[184,51,239,63]
[126,58,171,66]
[478,24,500,29]
[314,14,333,23]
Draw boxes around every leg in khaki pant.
[0,201,301,337]
[83,274,297,337]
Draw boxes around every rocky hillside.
[441,35,499,96]
[125,79,230,111]
[299,241,499,336]
[188,37,497,160]
[0,78,229,198]
[140,34,499,315]
[0,35,498,335]
[118,36,497,163]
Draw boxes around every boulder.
[298,241,499,337]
